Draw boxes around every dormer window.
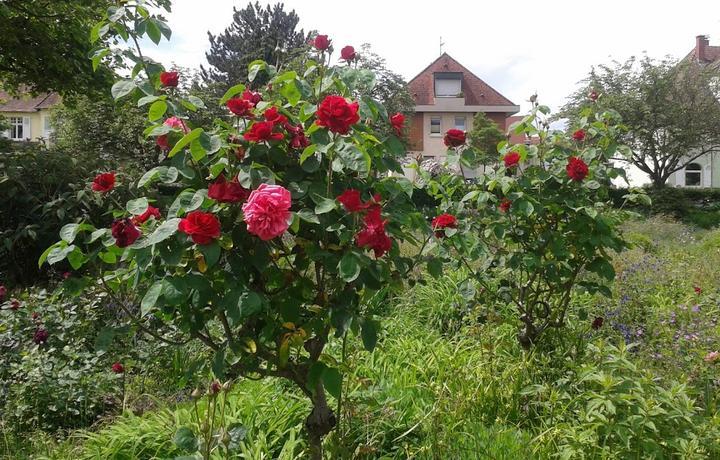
[434,72,462,97]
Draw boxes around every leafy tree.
[467,112,505,164]
[560,55,720,187]
[0,0,114,95]
[201,2,313,90]
[354,44,415,118]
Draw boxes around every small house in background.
[406,53,519,177]
[0,88,60,145]
[667,35,720,188]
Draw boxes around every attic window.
[434,72,462,97]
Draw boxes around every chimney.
[696,35,709,62]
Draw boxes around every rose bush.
[43,2,428,457]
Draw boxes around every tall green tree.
[354,44,415,117]
[560,55,720,187]
[0,0,114,95]
[201,2,312,90]
[467,112,505,164]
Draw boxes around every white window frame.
[43,115,53,139]
[9,117,24,140]
[430,116,441,136]
[685,163,702,187]
[454,116,466,131]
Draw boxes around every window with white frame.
[454,116,466,131]
[9,117,24,140]
[685,163,702,186]
[430,116,441,135]
[434,73,462,97]
[43,116,53,139]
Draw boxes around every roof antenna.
[439,36,445,55]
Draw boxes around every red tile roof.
[408,53,516,107]
[684,36,720,65]
[0,90,61,112]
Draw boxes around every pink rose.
[164,116,189,134]
[242,184,292,241]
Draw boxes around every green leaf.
[226,423,247,450]
[138,166,178,187]
[239,291,263,317]
[297,209,320,224]
[427,258,443,278]
[280,80,301,105]
[299,145,316,164]
[321,367,342,399]
[361,320,379,352]
[133,218,180,248]
[126,197,149,215]
[145,19,162,44]
[60,223,80,243]
[338,253,360,282]
[94,327,115,352]
[38,242,61,267]
[137,95,160,107]
[173,427,198,453]
[141,281,164,316]
[148,100,167,121]
[47,244,75,265]
[199,242,220,269]
[111,80,135,100]
[314,195,337,215]
[219,83,246,104]
[168,128,203,158]
[212,348,225,379]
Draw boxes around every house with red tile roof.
[0,88,61,144]
[406,53,519,177]
[667,36,720,188]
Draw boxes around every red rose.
[241,90,262,105]
[208,174,249,203]
[338,189,364,212]
[178,211,221,245]
[499,199,512,213]
[316,95,360,134]
[131,206,162,225]
[264,107,287,125]
[503,151,521,168]
[313,34,331,51]
[0,285,6,301]
[431,213,457,237]
[10,299,20,311]
[92,172,115,193]
[572,129,586,141]
[591,316,604,330]
[210,379,222,395]
[566,156,589,182]
[340,45,356,61]
[111,362,125,374]
[244,121,284,143]
[111,219,141,248]
[33,328,49,345]
[694,285,702,295]
[443,129,466,148]
[226,97,253,117]
[390,113,405,137]
[156,134,169,150]
[355,207,392,258]
[160,71,179,88]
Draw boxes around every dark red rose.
[10,299,20,311]
[244,121,284,143]
[316,95,360,134]
[338,189,364,212]
[572,129,586,141]
[111,362,125,374]
[443,129,466,148]
[241,90,262,106]
[694,285,702,295]
[226,97,253,117]
[208,174,250,203]
[313,34,331,51]
[566,156,589,182]
[33,328,49,345]
[503,151,521,168]
[390,113,405,137]
[431,213,457,237]
[591,316,604,330]
[264,107,287,125]
[178,211,221,245]
[340,45,356,61]
[111,219,141,248]
[131,206,162,225]
[290,132,310,150]
[0,285,6,301]
[92,172,115,193]
[589,90,599,101]
[499,198,512,213]
[355,207,392,258]
[160,71,179,88]
[209,379,222,395]
[156,134,169,150]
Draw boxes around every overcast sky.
[150,0,720,184]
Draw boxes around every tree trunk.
[305,382,336,460]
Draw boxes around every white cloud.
[146,0,720,185]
